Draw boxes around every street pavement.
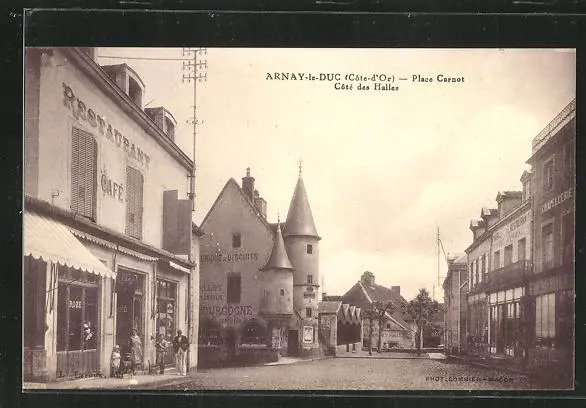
[158,356,537,391]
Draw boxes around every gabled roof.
[496,190,522,202]
[262,222,293,271]
[200,178,273,235]
[342,280,412,330]
[283,175,320,239]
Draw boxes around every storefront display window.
[156,279,177,365]
[56,266,99,352]
[535,292,556,346]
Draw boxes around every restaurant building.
[525,99,575,384]
[197,167,322,366]
[465,188,532,359]
[23,47,198,382]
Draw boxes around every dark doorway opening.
[288,330,299,356]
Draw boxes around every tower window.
[307,275,313,284]
[306,244,313,254]
[306,307,312,318]
[280,289,285,296]
[232,233,241,248]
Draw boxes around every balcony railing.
[486,260,533,290]
[532,99,575,153]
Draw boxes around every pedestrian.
[110,345,122,378]
[173,329,189,376]
[155,333,167,374]
[129,328,143,375]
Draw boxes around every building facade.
[23,47,198,382]
[342,272,415,350]
[465,190,532,359]
[197,167,322,366]
[525,100,575,383]
[462,100,574,386]
[442,254,468,354]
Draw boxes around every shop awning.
[24,212,116,279]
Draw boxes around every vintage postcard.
[23,46,575,391]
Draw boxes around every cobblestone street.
[158,357,536,391]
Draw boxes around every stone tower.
[260,221,294,316]
[283,165,321,354]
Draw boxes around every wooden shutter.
[125,166,144,239]
[71,127,97,219]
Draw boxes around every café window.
[307,244,313,254]
[227,273,241,304]
[125,166,144,239]
[543,159,554,191]
[71,127,97,220]
[232,233,241,248]
[504,245,513,267]
[535,292,556,341]
[56,267,99,352]
[543,223,554,268]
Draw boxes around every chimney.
[253,189,267,218]
[242,168,255,201]
[361,271,375,286]
[391,286,401,295]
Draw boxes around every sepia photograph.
[22,45,575,392]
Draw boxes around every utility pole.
[181,47,207,372]
[182,47,207,210]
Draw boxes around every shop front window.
[535,292,556,347]
[56,268,99,352]
[156,279,177,364]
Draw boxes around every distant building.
[197,167,322,366]
[341,272,415,350]
[443,254,468,353]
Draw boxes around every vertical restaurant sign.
[62,83,151,168]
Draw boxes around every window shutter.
[71,127,97,219]
[126,166,144,239]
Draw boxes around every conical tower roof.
[263,222,293,270]
[284,171,319,238]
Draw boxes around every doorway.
[115,270,145,356]
[287,330,299,356]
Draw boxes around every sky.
[98,48,575,301]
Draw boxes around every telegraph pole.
[182,47,207,210]
[181,47,207,372]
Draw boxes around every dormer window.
[128,77,143,108]
[165,117,175,141]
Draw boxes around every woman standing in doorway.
[129,328,143,375]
